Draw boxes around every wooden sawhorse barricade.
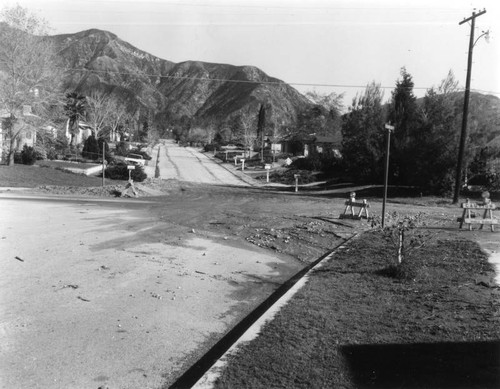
[340,192,370,220]
[459,198,498,231]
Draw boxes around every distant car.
[124,153,146,166]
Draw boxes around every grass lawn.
[214,229,500,388]
[0,164,106,187]
[36,160,101,170]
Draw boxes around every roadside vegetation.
[178,70,499,198]
[0,164,107,188]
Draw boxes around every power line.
[57,66,500,95]
[69,0,472,12]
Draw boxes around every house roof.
[314,135,338,144]
[0,106,39,119]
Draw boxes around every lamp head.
[483,30,491,43]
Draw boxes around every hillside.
[49,28,311,129]
[467,93,500,146]
[415,92,500,152]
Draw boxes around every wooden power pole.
[453,9,487,204]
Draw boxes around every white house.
[64,119,93,145]
[0,106,39,162]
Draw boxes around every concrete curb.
[143,144,160,179]
[169,234,358,389]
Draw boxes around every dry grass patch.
[214,230,500,388]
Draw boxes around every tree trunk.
[7,150,15,166]
[70,119,78,147]
[398,229,404,264]
[7,135,17,166]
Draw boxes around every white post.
[265,164,271,183]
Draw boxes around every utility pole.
[453,9,487,204]
[102,141,105,187]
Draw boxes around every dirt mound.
[33,178,187,198]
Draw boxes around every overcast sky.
[5,0,500,107]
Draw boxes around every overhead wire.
[56,65,500,95]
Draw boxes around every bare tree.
[86,89,115,138]
[205,123,217,145]
[305,91,344,113]
[0,5,62,165]
[106,98,128,141]
[268,119,285,163]
[239,115,257,159]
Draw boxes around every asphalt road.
[0,195,301,388]
[154,140,248,186]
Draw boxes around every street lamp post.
[453,9,487,204]
[382,123,394,228]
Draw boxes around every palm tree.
[64,92,87,147]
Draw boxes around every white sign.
[127,165,136,170]
[265,164,271,170]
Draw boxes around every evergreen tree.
[296,91,344,138]
[415,71,461,194]
[82,135,99,160]
[64,92,87,147]
[341,82,386,182]
[388,67,420,185]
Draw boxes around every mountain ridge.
[49,27,311,130]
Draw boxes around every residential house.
[281,133,342,157]
[0,105,39,162]
[64,119,93,145]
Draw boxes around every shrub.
[204,143,220,153]
[372,212,435,280]
[46,147,58,160]
[14,151,22,164]
[115,141,129,157]
[82,135,100,160]
[130,148,152,160]
[20,145,38,165]
[290,151,340,176]
[105,162,147,182]
[268,169,316,185]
